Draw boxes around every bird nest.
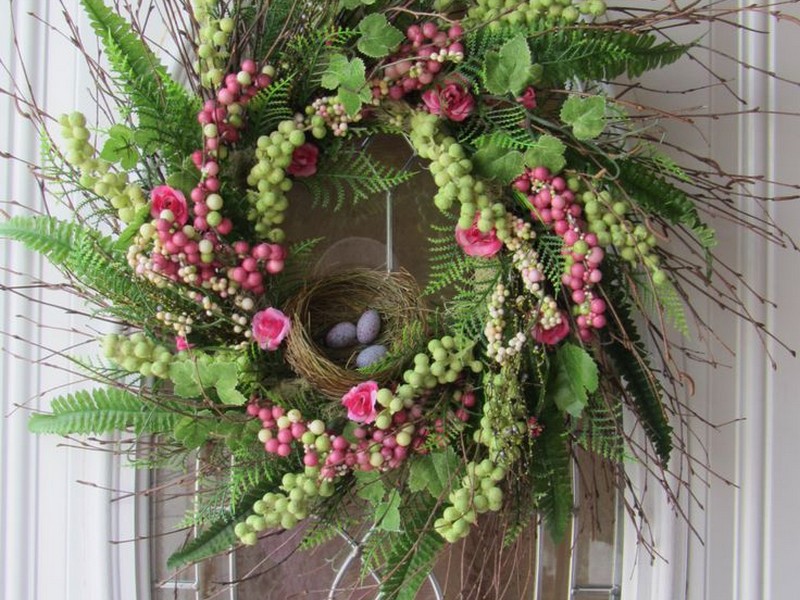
[284,269,428,398]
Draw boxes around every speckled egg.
[325,322,357,348]
[356,344,387,368]
[356,309,382,344]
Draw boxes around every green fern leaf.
[378,497,444,600]
[301,146,415,210]
[0,215,195,326]
[633,274,690,338]
[531,406,573,541]
[575,400,627,462]
[167,479,279,569]
[530,28,690,83]
[80,0,199,168]
[617,158,716,250]
[28,387,178,435]
[0,215,76,263]
[534,234,566,289]
[603,282,673,462]
[166,520,238,570]
[247,78,295,135]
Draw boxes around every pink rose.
[421,83,475,122]
[287,143,319,177]
[252,307,291,351]
[532,313,570,345]
[341,380,378,424]
[150,185,189,226]
[517,86,537,110]
[455,216,503,258]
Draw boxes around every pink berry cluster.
[308,96,363,137]
[191,59,273,234]
[373,22,464,101]
[246,398,428,481]
[513,167,607,340]
[228,241,287,295]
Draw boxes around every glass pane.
[282,134,441,285]
[573,452,622,589]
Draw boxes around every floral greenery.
[1,0,797,595]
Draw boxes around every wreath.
[1,0,796,596]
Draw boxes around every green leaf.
[169,360,204,397]
[166,159,200,198]
[174,411,214,449]
[408,447,459,497]
[340,0,376,8]
[560,95,607,141]
[100,124,139,169]
[355,470,387,505]
[472,142,525,184]
[320,54,371,116]
[549,343,599,418]
[523,135,566,173]
[357,13,404,58]
[375,491,402,532]
[169,355,245,404]
[484,34,532,96]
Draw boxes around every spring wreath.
[1,0,797,596]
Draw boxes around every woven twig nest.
[284,269,427,398]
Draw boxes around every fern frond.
[167,479,279,569]
[603,283,673,462]
[282,27,360,103]
[633,274,690,338]
[300,147,416,210]
[247,78,294,135]
[531,406,573,541]
[575,399,627,462]
[299,520,349,551]
[0,215,77,263]
[378,497,444,600]
[533,234,566,289]
[0,215,196,327]
[530,28,690,83]
[616,158,716,249]
[28,387,178,435]
[167,520,238,570]
[80,0,199,169]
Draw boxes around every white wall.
[622,2,800,600]
[0,2,144,599]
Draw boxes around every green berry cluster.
[466,0,606,28]
[246,120,306,242]
[409,112,507,235]
[401,336,483,392]
[475,363,528,465]
[580,188,665,285]
[234,468,335,545]
[101,332,174,378]
[434,458,505,543]
[371,336,483,428]
[193,0,233,88]
[59,112,146,223]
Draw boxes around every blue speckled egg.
[356,309,382,344]
[356,344,387,368]
[325,322,357,348]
